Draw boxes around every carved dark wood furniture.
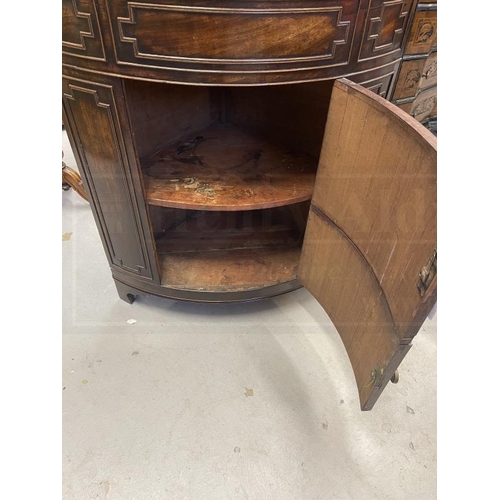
[63,0,437,410]
[391,0,437,127]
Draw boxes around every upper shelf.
[142,123,317,211]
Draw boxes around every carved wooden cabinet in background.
[391,0,437,127]
[63,0,437,410]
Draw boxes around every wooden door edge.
[334,79,437,154]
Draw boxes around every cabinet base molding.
[113,275,303,304]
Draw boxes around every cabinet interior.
[124,80,333,293]
[149,203,308,292]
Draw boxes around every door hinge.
[366,364,400,388]
[417,249,437,297]
[366,363,384,388]
[366,364,399,389]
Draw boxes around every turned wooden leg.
[62,151,89,201]
[114,280,137,304]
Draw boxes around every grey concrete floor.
[62,131,437,500]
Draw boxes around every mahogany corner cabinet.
[62,0,437,410]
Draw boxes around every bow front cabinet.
[63,0,436,410]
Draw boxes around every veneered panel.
[62,76,157,279]
[62,0,106,60]
[111,0,356,66]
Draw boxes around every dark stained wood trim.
[62,57,402,86]
[112,274,303,303]
[62,0,106,61]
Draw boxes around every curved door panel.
[298,79,436,410]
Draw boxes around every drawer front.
[404,9,437,55]
[109,0,358,69]
[62,0,106,60]
[103,0,418,83]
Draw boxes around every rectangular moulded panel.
[62,75,158,280]
[357,0,415,62]
[62,0,106,60]
[108,0,359,71]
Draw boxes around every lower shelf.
[160,246,301,293]
[152,205,307,296]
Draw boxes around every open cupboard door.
[298,79,437,411]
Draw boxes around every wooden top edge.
[335,78,437,155]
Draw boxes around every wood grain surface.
[299,79,436,409]
[62,75,159,280]
[143,123,317,211]
[63,0,417,85]
[160,247,301,292]
[156,205,306,291]
[152,204,308,253]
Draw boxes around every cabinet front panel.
[62,76,156,278]
[62,0,106,60]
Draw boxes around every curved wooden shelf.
[160,246,301,293]
[154,205,307,294]
[143,123,317,211]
